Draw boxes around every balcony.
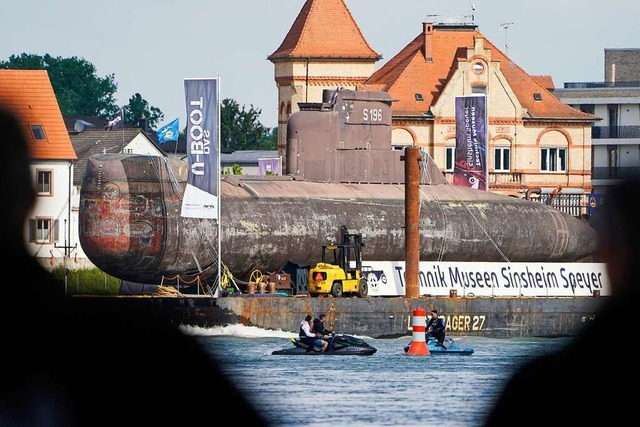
[444,172,523,186]
[592,166,640,180]
[592,126,640,139]
[489,172,523,185]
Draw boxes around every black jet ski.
[272,333,377,356]
[404,337,474,355]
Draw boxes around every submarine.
[78,89,598,285]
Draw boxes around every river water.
[182,325,568,426]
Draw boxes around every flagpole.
[175,123,179,157]
[121,107,125,152]
[217,76,222,297]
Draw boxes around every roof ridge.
[268,0,380,61]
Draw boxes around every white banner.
[362,261,609,297]
[182,78,219,219]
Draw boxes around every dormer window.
[30,124,46,141]
[415,93,424,101]
[533,93,543,101]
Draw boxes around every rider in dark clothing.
[300,315,326,351]
[426,310,446,345]
[313,313,333,337]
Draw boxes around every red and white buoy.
[407,307,430,356]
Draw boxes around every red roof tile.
[268,0,381,61]
[362,24,597,121]
[0,69,77,160]
[532,75,555,91]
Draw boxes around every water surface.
[184,325,566,426]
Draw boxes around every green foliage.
[222,163,244,175]
[0,53,163,126]
[261,127,278,150]
[125,93,164,129]
[221,98,271,150]
[1,53,119,118]
[50,266,121,295]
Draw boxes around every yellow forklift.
[308,226,368,298]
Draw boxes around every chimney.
[138,117,149,132]
[423,22,434,63]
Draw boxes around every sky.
[2,0,639,129]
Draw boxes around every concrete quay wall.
[196,295,606,339]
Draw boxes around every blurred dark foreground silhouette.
[0,105,269,426]
[482,175,640,426]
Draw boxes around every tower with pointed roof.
[268,0,381,171]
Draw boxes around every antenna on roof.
[471,4,476,23]
[499,21,515,55]
[426,14,440,23]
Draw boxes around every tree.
[260,127,278,150]
[0,53,163,127]
[221,98,271,150]
[125,93,164,129]
[0,53,119,118]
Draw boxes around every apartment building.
[553,48,640,199]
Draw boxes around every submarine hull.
[79,154,598,284]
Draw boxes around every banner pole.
[217,75,222,296]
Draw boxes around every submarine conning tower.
[286,88,411,184]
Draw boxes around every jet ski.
[272,333,377,355]
[404,337,474,355]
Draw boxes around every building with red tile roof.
[272,0,599,200]
[0,69,77,267]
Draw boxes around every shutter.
[29,219,35,242]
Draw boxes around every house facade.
[270,0,599,207]
[0,70,77,270]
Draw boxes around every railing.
[539,194,585,218]
[444,172,524,185]
[564,81,640,88]
[489,172,523,185]
[592,166,640,180]
[592,126,640,139]
[525,193,587,219]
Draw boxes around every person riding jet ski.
[300,315,327,352]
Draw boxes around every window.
[540,148,566,172]
[580,104,595,114]
[37,170,52,195]
[30,125,46,140]
[445,147,455,172]
[494,147,510,172]
[533,93,542,101]
[415,93,424,101]
[29,218,59,243]
[471,86,486,94]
